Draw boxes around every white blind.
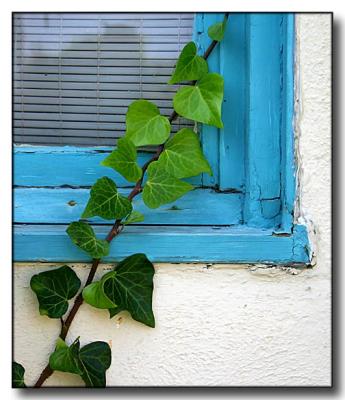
[13,13,195,146]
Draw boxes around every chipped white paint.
[13,14,331,387]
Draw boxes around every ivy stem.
[33,28,225,388]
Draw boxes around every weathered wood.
[14,146,203,187]
[14,188,243,225]
[14,224,310,264]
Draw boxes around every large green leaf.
[82,177,132,220]
[83,254,155,327]
[101,138,142,183]
[123,210,145,225]
[105,254,155,327]
[66,221,110,259]
[207,16,227,41]
[49,337,82,375]
[125,99,171,146]
[173,73,224,128]
[157,128,212,178]
[30,266,81,318]
[79,341,112,387]
[49,338,111,388]
[142,161,193,209]
[12,362,26,388]
[168,41,208,84]
[82,271,117,309]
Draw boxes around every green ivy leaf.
[83,254,155,327]
[207,16,228,41]
[101,138,142,183]
[173,73,224,128]
[79,341,112,387]
[12,362,26,388]
[105,254,155,327]
[30,266,81,318]
[123,210,145,225]
[82,271,117,309]
[82,177,132,221]
[142,161,193,209]
[168,41,208,84]
[49,338,111,388]
[157,128,212,178]
[49,337,82,375]
[125,99,171,146]
[67,221,110,259]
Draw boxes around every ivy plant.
[13,14,228,388]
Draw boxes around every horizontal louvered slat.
[14,12,194,146]
[14,18,194,28]
[14,26,193,36]
[14,72,172,83]
[13,96,174,107]
[14,13,193,20]
[14,34,192,44]
[14,42,189,51]
[15,50,183,59]
[14,81,181,91]
[14,88,176,100]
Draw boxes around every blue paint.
[280,15,296,231]
[219,14,246,191]
[243,14,284,228]
[14,224,310,264]
[14,146,202,188]
[14,188,243,226]
[195,13,221,188]
[13,13,310,264]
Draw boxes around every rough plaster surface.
[13,14,331,387]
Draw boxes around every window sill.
[14,223,310,265]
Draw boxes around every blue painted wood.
[280,14,296,232]
[219,14,246,191]
[243,14,293,229]
[13,14,303,264]
[14,188,243,225]
[195,13,221,188]
[14,145,202,187]
[14,224,310,264]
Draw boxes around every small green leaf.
[67,221,110,259]
[123,210,145,225]
[101,138,142,183]
[125,99,171,146]
[105,254,155,327]
[168,41,208,84]
[82,271,117,309]
[157,128,212,178]
[142,161,193,209]
[82,177,132,220]
[13,362,26,388]
[207,16,227,41]
[30,266,81,318]
[173,73,224,128]
[79,341,112,387]
[49,337,82,375]
[49,338,111,388]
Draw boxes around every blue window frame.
[14,12,310,264]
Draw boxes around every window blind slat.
[14,12,194,146]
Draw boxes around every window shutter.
[13,13,194,146]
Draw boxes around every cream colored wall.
[14,13,332,387]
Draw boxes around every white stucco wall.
[14,13,332,387]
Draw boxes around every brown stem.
[34,30,223,388]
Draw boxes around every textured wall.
[13,14,332,387]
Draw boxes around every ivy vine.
[13,14,228,388]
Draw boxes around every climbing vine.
[13,14,228,388]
